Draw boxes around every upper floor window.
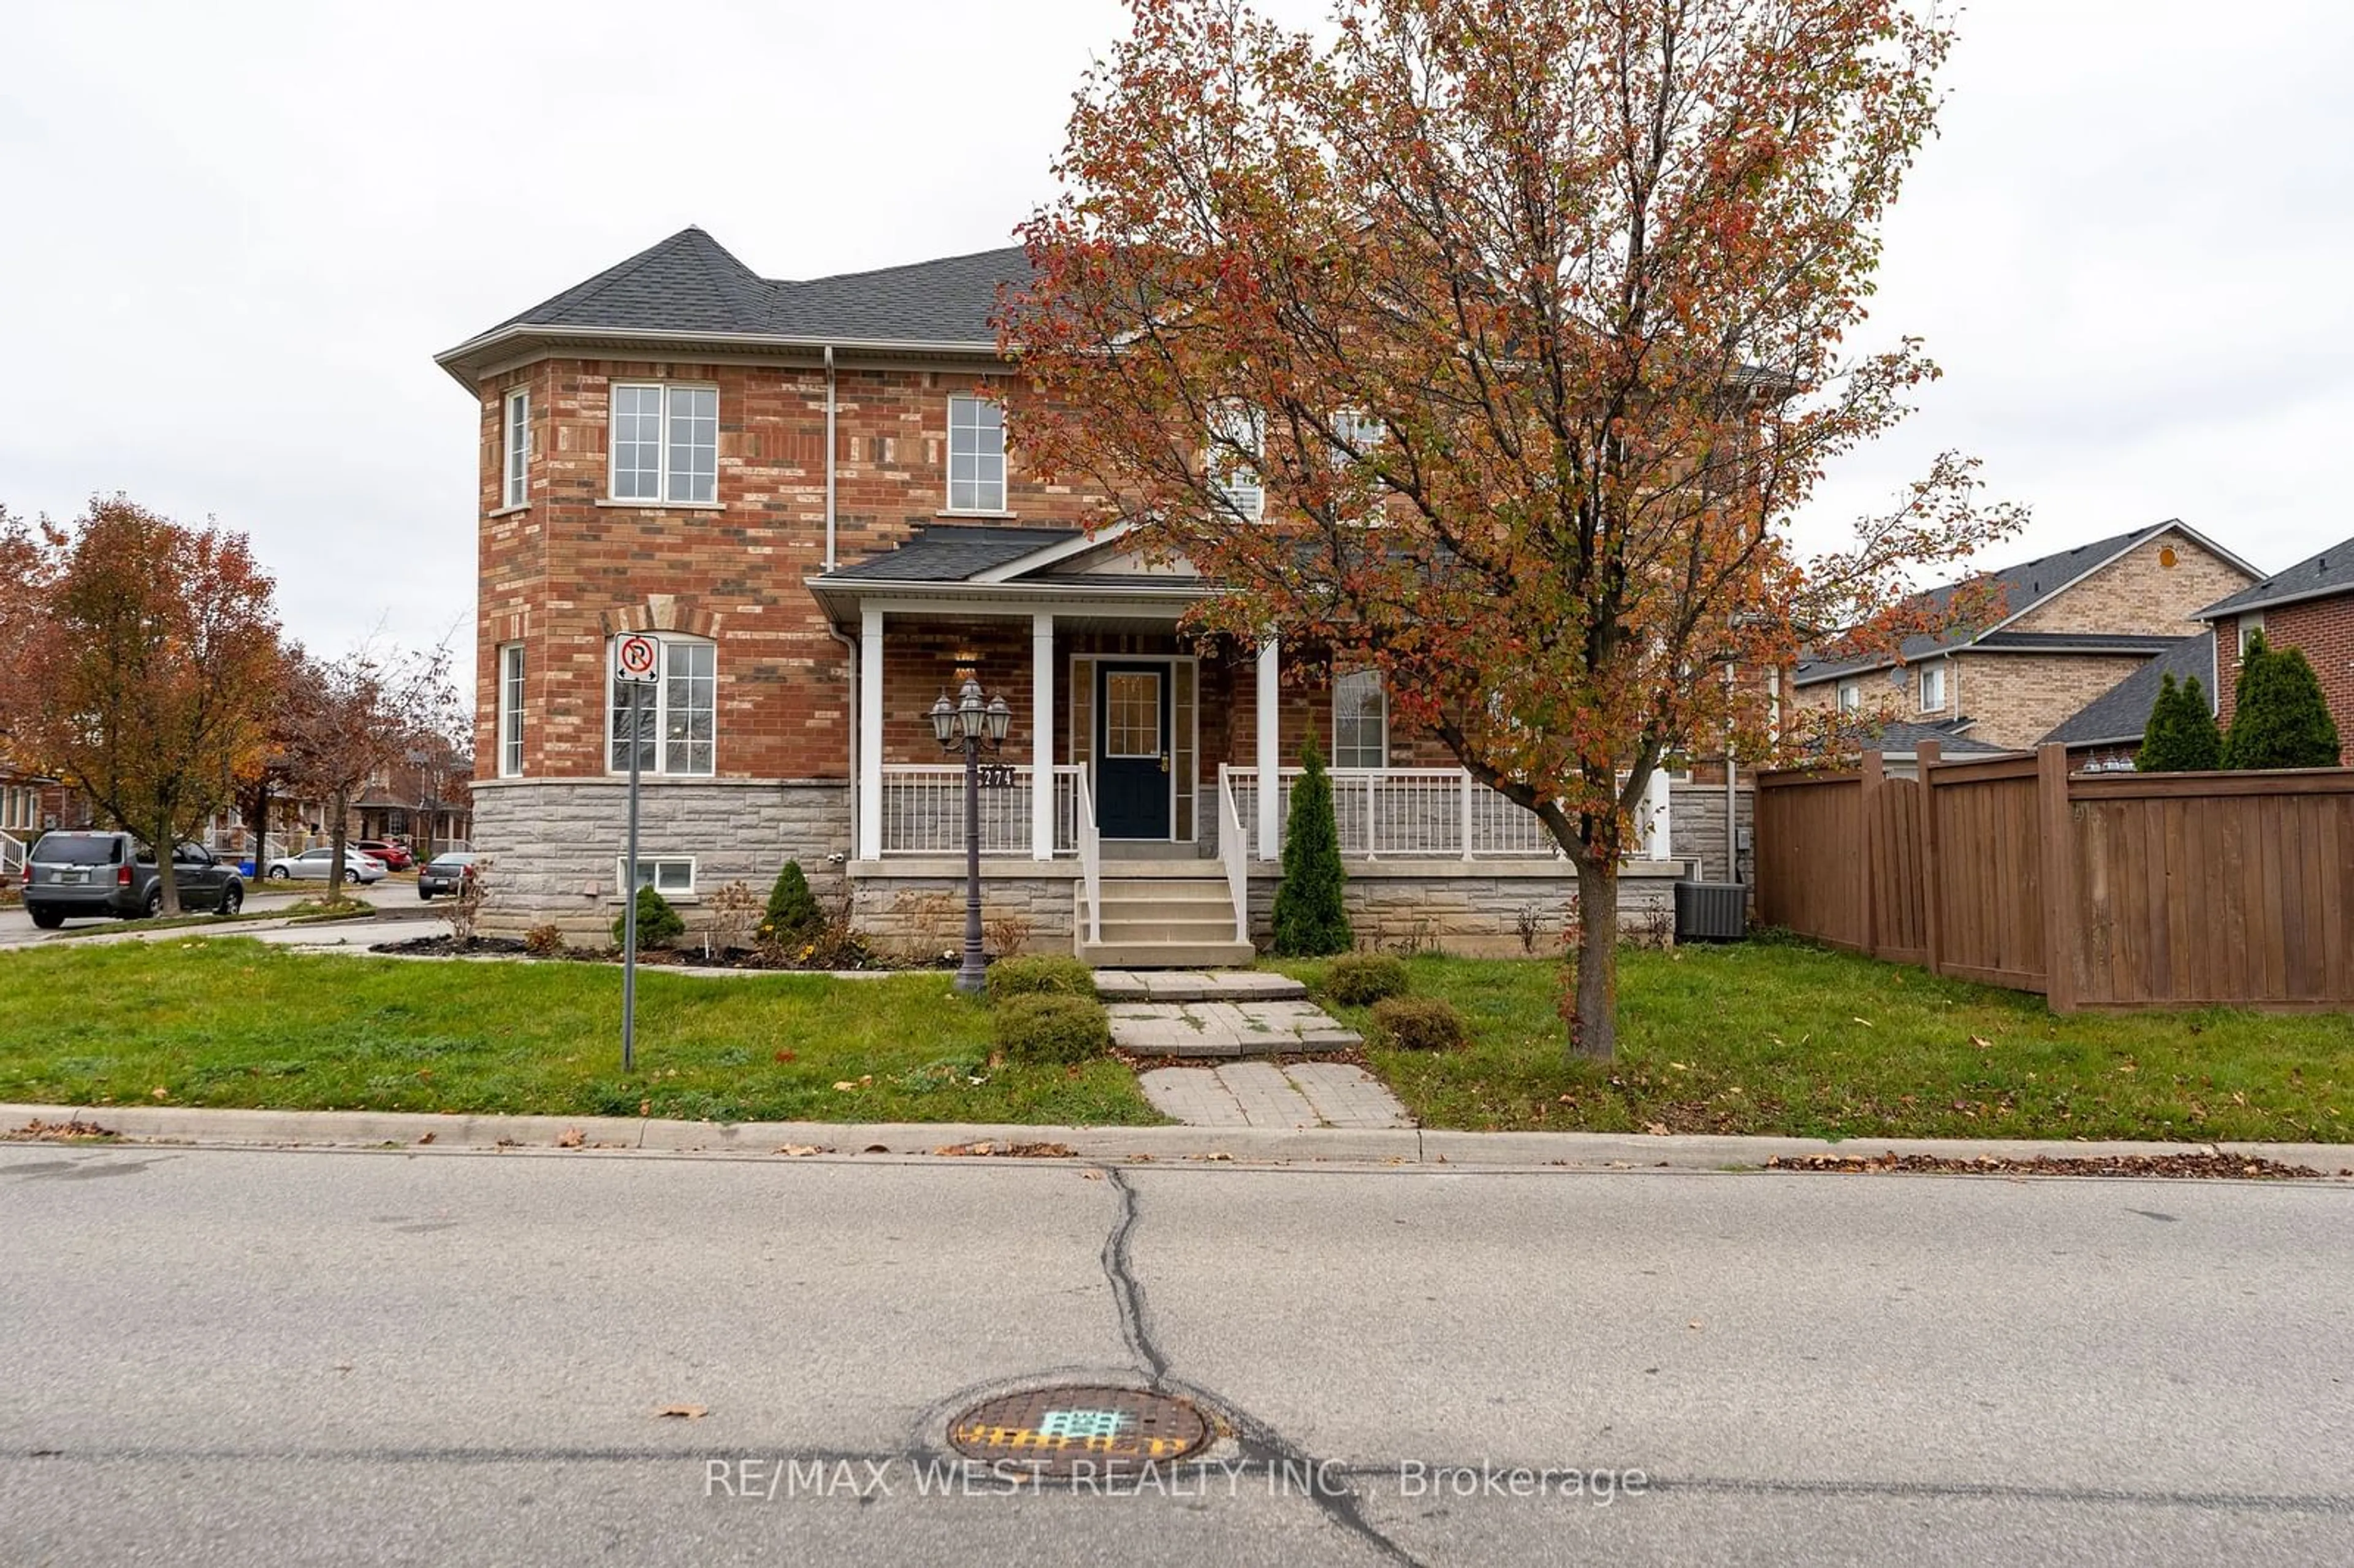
[2238,612,2266,656]
[611,383,718,505]
[497,644,526,777]
[608,634,715,776]
[1207,402,1265,522]
[947,395,1006,512]
[1333,669,1387,769]
[501,389,530,509]
[1918,661,1946,712]
[1837,680,1862,715]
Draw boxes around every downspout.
[817,346,859,866]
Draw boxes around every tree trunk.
[328,791,352,907]
[1569,854,1620,1061]
[153,812,181,917]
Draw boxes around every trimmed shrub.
[1370,995,1469,1052]
[2223,631,2342,770]
[761,860,825,943]
[2136,672,2222,772]
[1271,733,1353,956]
[613,883,685,949]
[988,953,1098,1000]
[1323,952,1409,1006]
[522,922,566,956]
[992,993,1112,1064]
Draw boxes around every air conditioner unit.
[1675,880,1748,943]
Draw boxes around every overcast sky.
[6,1,2350,695]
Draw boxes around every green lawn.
[1276,942,2354,1143]
[0,939,1156,1126]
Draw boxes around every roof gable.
[2040,633,2217,748]
[2199,532,2354,619]
[488,226,776,338]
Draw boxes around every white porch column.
[1030,612,1054,860]
[1638,766,1674,864]
[858,605,884,861]
[1255,634,1281,859]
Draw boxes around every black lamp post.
[929,673,1013,994]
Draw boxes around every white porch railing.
[1076,768,1102,944]
[0,832,25,882]
[1223,767,1567,860]
[1217,769,1250,942]
[877,764,1080,856]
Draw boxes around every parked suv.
[20,832,246,929]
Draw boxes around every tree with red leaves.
[1007,0,2024,1058]
[3,498,283,915]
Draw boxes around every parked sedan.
[354,839,415,871]
[416,852,481,900]
[264,845,388,885]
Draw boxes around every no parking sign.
[614,633,660,683]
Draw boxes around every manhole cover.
[947,1385,1213,1475]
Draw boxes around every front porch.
[813,525,1683,962]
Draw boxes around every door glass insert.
[1104,672,1162,757]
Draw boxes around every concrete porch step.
[1095,916,1245,944]
[1077,939,1257,969]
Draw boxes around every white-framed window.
[616,857,696,896]
[2238,612,2265,656]
[501,387,530,509]
[946,394,1006,512]
[1918,660,1946,712]
[1207,402,1265,521]
[609,383,718,504]
[1837,680,1862,715]
[1333,669,1388,769]
[608,634,716,776]
[1327,408,1382,462]
[497,644,526,777]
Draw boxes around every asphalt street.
[2,1145,2349,1566]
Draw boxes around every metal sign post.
[613,634,660,1073]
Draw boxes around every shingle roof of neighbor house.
[450,227,1031,359]
[2198,533,2354,618]
[2041,633,2219,749]
[822,524,1082,582]
[1792,520,2258,685]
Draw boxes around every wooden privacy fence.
[1754,742,2354,1013]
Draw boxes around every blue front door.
[1095,664,1170,839]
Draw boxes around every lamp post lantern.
[931,672,1013,993]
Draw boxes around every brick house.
[433,227,1687,959]
[1789,522,2259,753]
[2198,534,2354,745]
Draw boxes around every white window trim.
[1331,669,1388,771]
[497,644,525,778]
[605,634,717,778]
[606,381,720,506]
[1918,660,1946,713]
[1207,402,1265,522]
[944,393,1008,515]
[1837,680,1862,714]
[502,387,530,510]
[614,856,697,897]
[2238,612,2265,655]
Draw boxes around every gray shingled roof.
[470,227,1030,349]
[1807,718,2007,757]
[2041,633,2217,748]
[822,525,1082,582]
[1793,522,2241,685]
[2199,533,2354,618]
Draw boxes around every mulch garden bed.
[1764,1151,2344,1180]
[368,934,943,972]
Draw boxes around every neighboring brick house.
[1789,522,2260,752]
[2197,534,2354,744]
[433,227,1686,958]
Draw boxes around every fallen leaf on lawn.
[1850,1017,1875,1027]
[1971,1035,1993,1049]
[1645,1122,1670,1136]
[1667,1062,1689,1072]
[638,1100,651,1117]
[832,1080,859,1092]
[1557,1094,1575,1104]
[774,1050,796,1064]
[2117,1063,2137,1075]
[776,1144,825,1157]
[2231,1091,2246,1106]
[555,1127,584,1148]
[152,1087,170,1100]
[656,1404,708,1420]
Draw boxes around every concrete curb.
[6,1103,2351,1175]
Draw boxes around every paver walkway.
[1138,1061,1413,1130]
[1094,969,1365,1059]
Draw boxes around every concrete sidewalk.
[6,1102,2351,1175]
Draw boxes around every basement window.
[617,858,696,897]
